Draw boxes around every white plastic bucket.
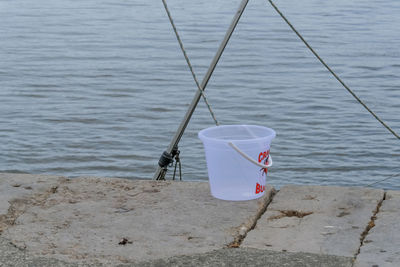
[198,125,276,201]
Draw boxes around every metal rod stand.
[154,0,249,180]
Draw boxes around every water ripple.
[0,0,398,189]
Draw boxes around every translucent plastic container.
[198,125,276,201]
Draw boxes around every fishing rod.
[153,0,249,180]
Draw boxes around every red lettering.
[258,150,271,164]
[255,183,261,194]
[258,152,264,163]
[255,183,266,194]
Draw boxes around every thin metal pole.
[154,0,249,180]
[161,0,220,126]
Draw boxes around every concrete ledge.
[242,185,384,257]
[354,190,400,267]
[0,237,354,267]
[136,248,353,267]
[0,174,274,265]
[1,173,399,266]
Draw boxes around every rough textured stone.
[242,185,384,257]
[354,190,400,267]
[0,173,63,232]
[1,176,274,265]
[136,248,353,267]
[0,236,354,267]
[0,173,61,214]
[0,236,82,267]
[2,173,396,266]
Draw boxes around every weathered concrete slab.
[242,185,384,257]
[137,248,353,267]
[0,173,63,232]
[354,190,400,267]
[0,236,81,267]
[0,235,354,267]
[1,176,274,265]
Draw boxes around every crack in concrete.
[227,188,277,248]
[352,191,386,266]
[268,210,313,220]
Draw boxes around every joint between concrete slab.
[227,188,277,248]
[352,190,386,266]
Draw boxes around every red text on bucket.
[255,149,270,194]
[258,150,270,175]
[255,183,265,194]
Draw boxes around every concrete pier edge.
[0,173,398,266]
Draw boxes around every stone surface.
[0,173,60,215]
[1,175,274,265]
[0,236,81,267]
[354,190,400,267]
[2,173,398,266]
[0,173,63,232]
[136,248,353,267]
[0,236,353,267]
[242,185,384,257]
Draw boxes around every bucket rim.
[198,124,276,144]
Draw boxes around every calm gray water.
[0,0,399,189]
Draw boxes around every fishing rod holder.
[156,146,181,180]
[158,151,173,169]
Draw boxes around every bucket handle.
[228,142,272,169]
